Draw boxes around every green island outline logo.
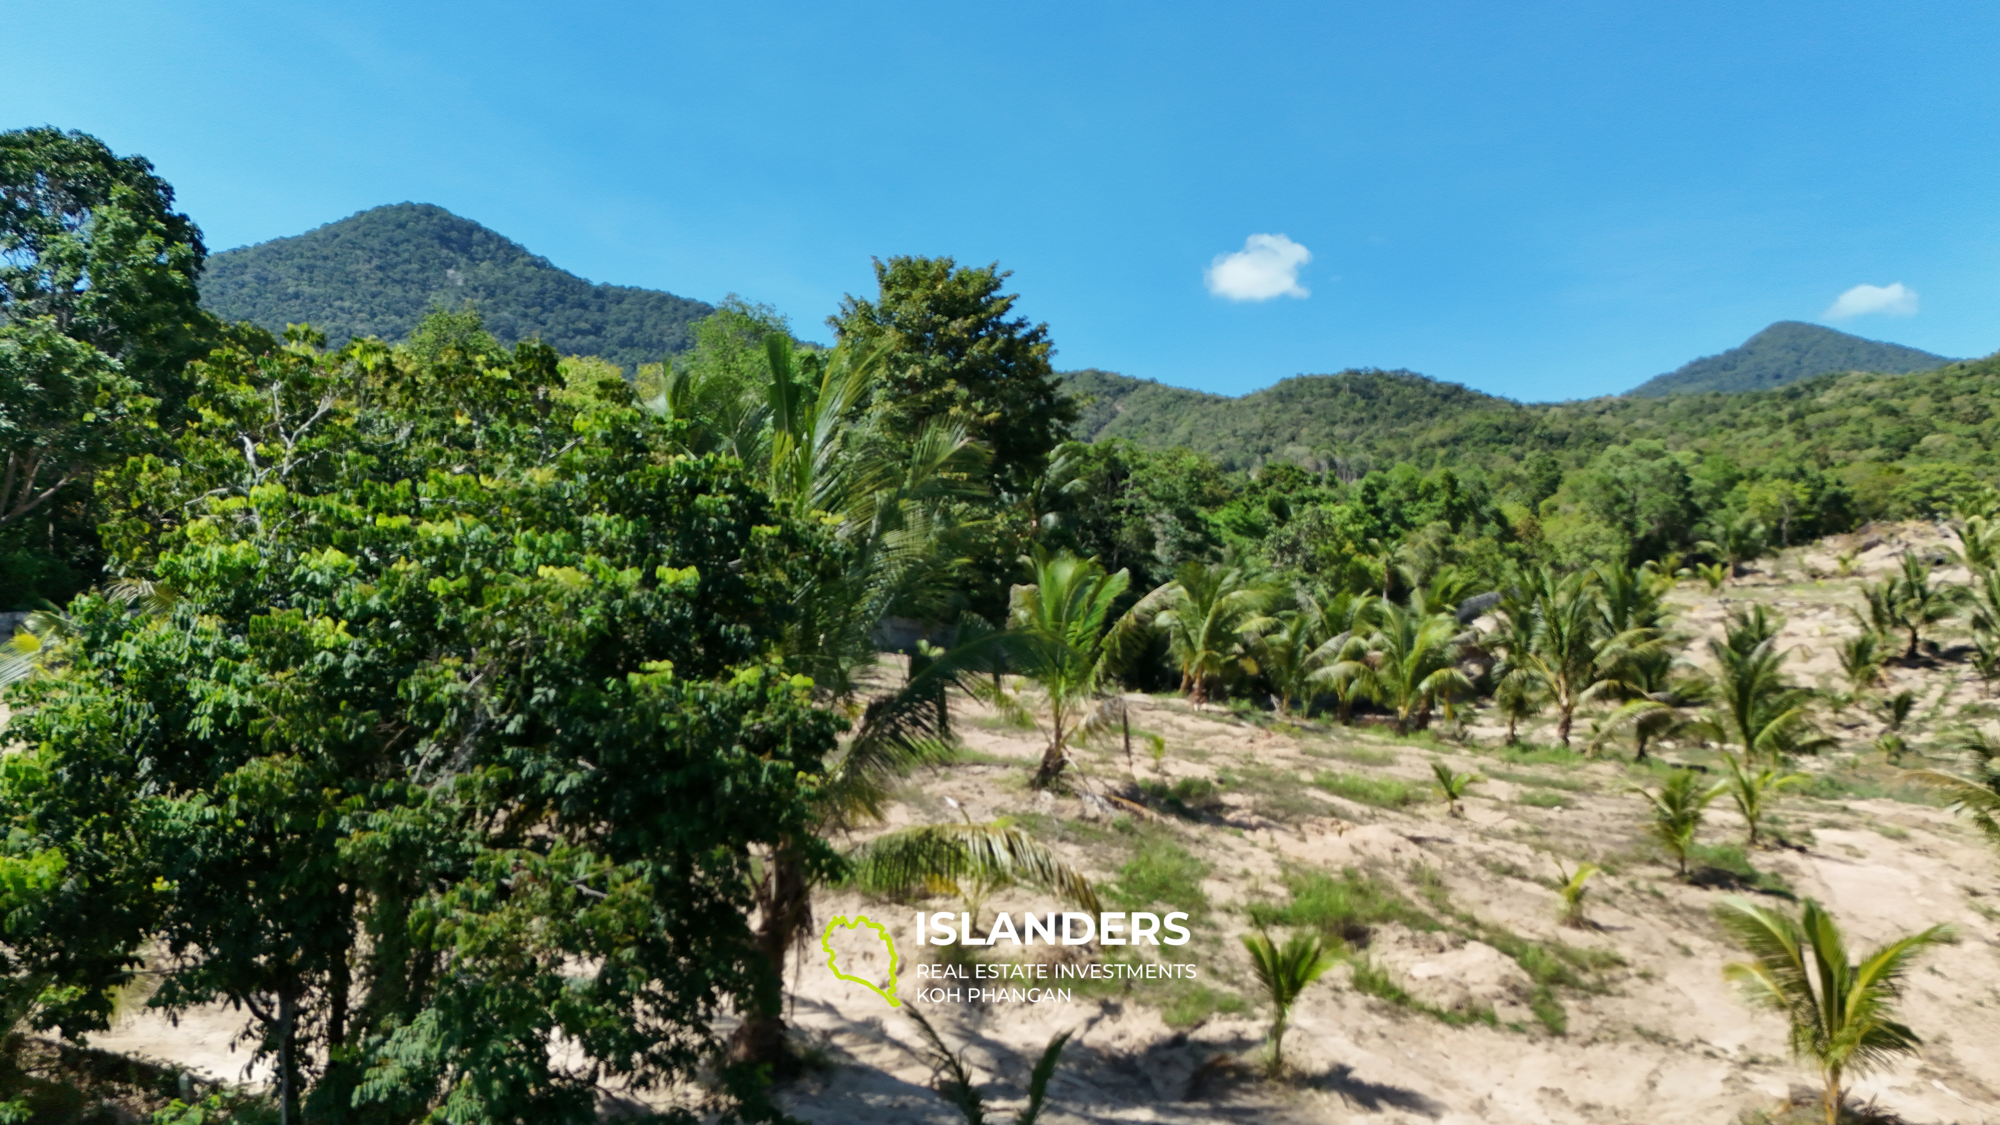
[821,914,901,1008]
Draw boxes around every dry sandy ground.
[57,523,2000,1123]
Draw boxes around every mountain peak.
[1626,321,1954,397]
[200,203,711,372]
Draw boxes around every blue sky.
[9,1,1997,400]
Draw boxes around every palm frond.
[846,823,1101,914]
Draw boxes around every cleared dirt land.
[67,525,2000,1123]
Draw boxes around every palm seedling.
[908,1007,1074,1125]
[1431,761,1480,818]
[1630,769,1721,876]
[1872,690,1916,764]
[1696,562,1728,592]
[1904,729,2000,851]
[1553,860,1601,929]
[1716,754,1808,849]
[1715,896,1955,1125]
[1008,548,1143,789]
[1835,632,1885,695]
[1241,930,1337,1077]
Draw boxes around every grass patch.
[1486,767,1592,792]
[1688,843,1795,896]
[1348,956,1497,1027]
[1802,769,1947,806]
[1515,790,1568,808]
[1309,743,1397,766]
[1490,744,1588,767]
[1312,770,1417,808]
[1111,835,1209,915]
[1161,981,1249,1027]
[1139,775,1223,818]
[1249,868,1439,938]
[1219,763,1332,821]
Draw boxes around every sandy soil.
[58,523,2000,1123]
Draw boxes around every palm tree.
[1700,609,1833,765]
[1495,568,1655,751]
[1717,755,1808,849]
[1241,931,1336,1077]
[847,821,1103,924]
[1594,642,1707,761]
[1904,729,2000,850]
[1009,549,1140,789]
[1250,607,1322,718]
[1431,761,1479,817]
[1630,770,1721,876]
[1140,557,1276,705]
[1715,897,1955,1125]
[1554,861,1600,929]
[1324,599,1471,733]
[1835,632,1885,694]
[1494,674,1544,744]
[1885,552,1967,660]
[1699,514,1768,582]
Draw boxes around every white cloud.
[1822,282,1918,320]
[1205,234,1311,301]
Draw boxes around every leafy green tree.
[1630,770,1721,876]
[1576,441,1700,566]
[4,327,839,1125]
[1241,931,1336,1077]
[830,256,1077,496]
[1715,897,1954,1125]
[1322,599,1471,733]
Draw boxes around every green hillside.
[1626,320,1953,396]
[200,203,712,371]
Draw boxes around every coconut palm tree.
[847,821,1103,923]
[1139,557,1277,705]
[1554,861,1600,929]
[1009,549,1142,789]
[1431,761,1480,818]
[1717,755,1808,849]
[1714,897,1955,1125]
[1835,632,1886,695]
[1885,552,1967,660]
[1630,770,1721,876]
[1250,607,1322,718]
[1494,568,1656,751]
[1325,599,1472,734]
[1698,514,1768,582]
[1241,931,1336,1077]
[1700,609,1834,765]
[1904,729,2000,851]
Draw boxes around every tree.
[1495,568,1655,751]
[1905,729,2000,851]
[1717,755,1807,849]
[1009,550,1137,789]
[1138,557,1276,705]
[1700,607,1833,765]
[1630,770,1721,876]
[4,329,840,1124]
[830,256,1077,497]
[1240,931,1335,1077]
[0,128,212,535]
[1715,897,1954,1125]
[1323,599,1471,733]
[1885,552,1967,660]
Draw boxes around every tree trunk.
[1557,704,1574,750]
[729,845,812,1072]
[1823,1065,1842,1125]
[277,982,300,1125]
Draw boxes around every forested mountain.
[1626,320,1953,396]
[200,203,712,371]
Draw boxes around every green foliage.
[1629,321,1952,397]
[1631,770,1723,875]
[831,256,1077,496]
[1716,897,1955,1125]
[1718,755,1810,849]
[1240,931,1336,1076]
[1313,771,1417,808]
[1249,868,1438,937]
[1430,761,1481,817]
[1,325,838,1124]
[906,1008,1072,1125]
[1554,861,1600,928]
[1904,729,2000,851]
[200,203,710,372]
[1008,549,1138,788]
[1112,836,1209,915]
